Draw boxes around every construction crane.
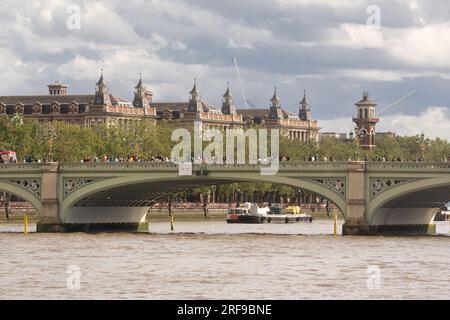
[378,91,416,116]
[232,57,257,108]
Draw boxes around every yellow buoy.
[24,214,28,235]
[333,211,337,237]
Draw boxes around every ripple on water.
[0,220,449,299]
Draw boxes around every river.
[0,219,449,300]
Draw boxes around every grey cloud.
[0,0,449,124]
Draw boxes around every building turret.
[93,70,111,107]
[187,79,203,114]
[353,91,379,150]
[132,73,151,109]
[221,83,237,115]
[268,86,283,119]
[48,81,68,96]
[299,90,311,121]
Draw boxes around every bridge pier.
[37,163,65,232]
[342,162,371,235]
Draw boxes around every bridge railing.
[1,161,449,173]
[367,161,450,172]
[0,163,47,172]
[58,161,351,172]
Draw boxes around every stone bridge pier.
[37,163,64,232]
[342,162,370,235]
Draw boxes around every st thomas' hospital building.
[0,73,321,143]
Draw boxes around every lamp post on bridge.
[416,132,430,161]
[132,137,143,161]
[42,125,57,163]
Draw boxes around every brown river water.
[0,219,449,300]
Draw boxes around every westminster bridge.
[0,161,449,235]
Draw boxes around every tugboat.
[266,204,313,223]
[226,203,313,224]
[226,203,269,224]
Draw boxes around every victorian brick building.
[0,72,156,129]
[156,83,320,142]
[0,73,320,142]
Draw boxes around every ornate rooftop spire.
[363,90,369,100]
[190,78,198,95]
[96,68,105,87]
[222,82,236,115]
[94,68,111,107]
[223,82,232,98]
[300,90,309,106]
[299,89,311,121]
[135,72,144,90]
[271,86,280,103]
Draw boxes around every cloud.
[379,106,450,140]
[276,0,366,9]
[56,55,100,81]
[385,23,450,67]
[227,25,273,49]
[0,0,449,136]
[329,23,384,49]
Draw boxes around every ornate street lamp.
[132,138,143,160]
[416,132,431,161]
[42,117,57,163]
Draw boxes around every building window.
[6,105,15,115]
[60,105,69,114]
[78,105,86,114]
[24,105,33,115]
[364,108,368,119]
[172,111,181,119]
[42,105,52,114]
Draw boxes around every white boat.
[226,203,313,224]
[435,202,450,222]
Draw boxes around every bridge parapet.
[59,161,350,173]
[0,163,47,173]
[367,161,450,173]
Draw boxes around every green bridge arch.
[60,172,348,222]
[367,176,450,224]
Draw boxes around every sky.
[0,0,449,139]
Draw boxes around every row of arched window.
[0,104,87,115]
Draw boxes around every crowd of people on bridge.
[1,152,449,164]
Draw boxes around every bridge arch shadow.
[367,177,450,227]
[61,174,347,224]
